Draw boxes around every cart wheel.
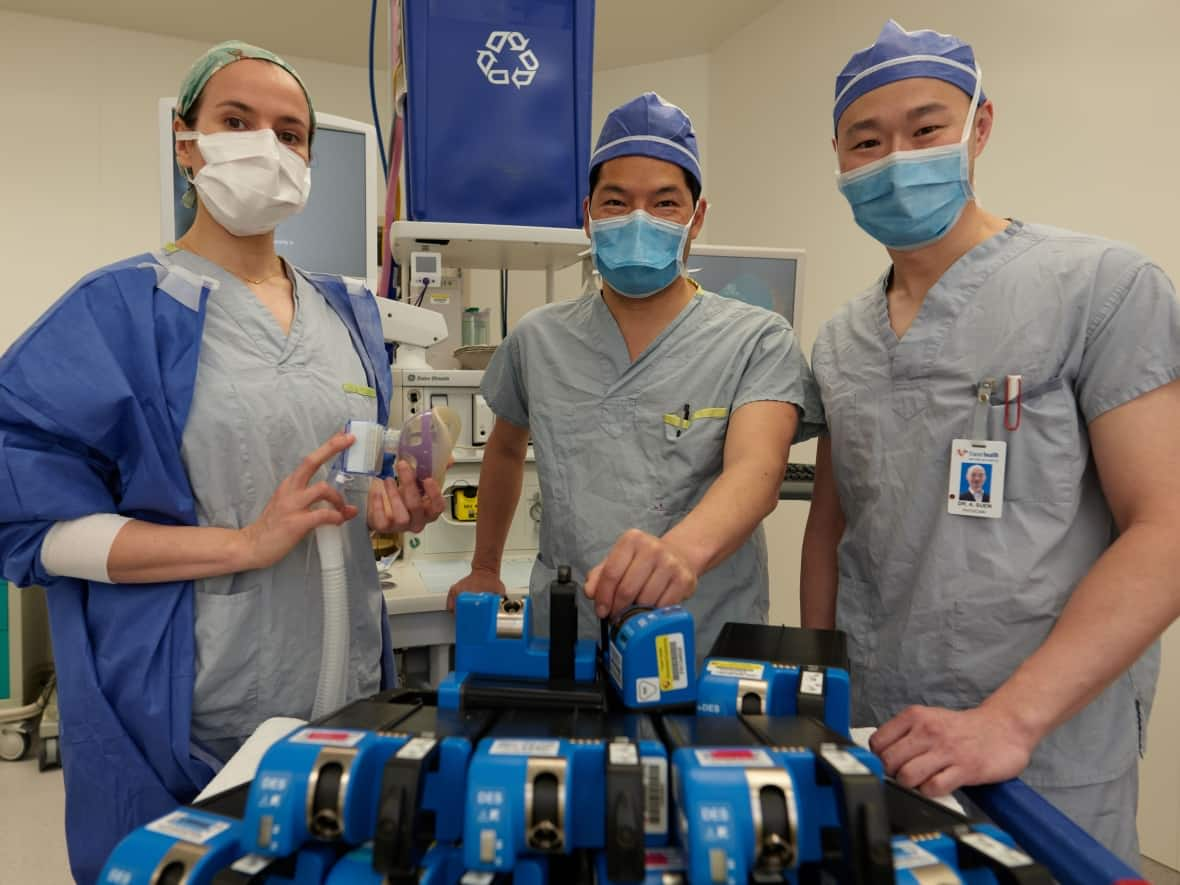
[38,736,60,771]
[0,727,30,762]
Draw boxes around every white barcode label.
[397,737,438,760]
[643,757,668,834]
[819,744,871,776]
[800,669,825,695]
[489,739,561,757]
[231,854,272,874]
[145,811,231,844]
[959,832,1034,868]
[892,839,941,870]
[656,632,689,691]
[609,742,639,766]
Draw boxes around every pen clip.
[1004,375,1022,432]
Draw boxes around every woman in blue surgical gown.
[0,41,442,883]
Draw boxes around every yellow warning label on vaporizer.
[705,660,766,680]
[656,633,689,692]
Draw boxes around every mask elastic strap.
[676,219,692,267]
[959,64,983,144]
[174,130,199,184]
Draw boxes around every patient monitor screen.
[687,253,800,328]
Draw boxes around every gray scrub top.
[481,287,823,657]
[812,221,1180,789]
[165,248,383,762]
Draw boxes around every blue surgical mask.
[837,68,982,251]
[590,209,692,298]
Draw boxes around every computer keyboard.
[785,462,815,482]
[780,462,815,500]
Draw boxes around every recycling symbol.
[476,31,540,89]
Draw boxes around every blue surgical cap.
[833,20,984,131]
[590,92,702,188]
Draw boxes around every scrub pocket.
[192,583,261,741]
[342,382,379,423]
[988,376,1081,503]
[649,406,728,517]
[540,397,644,559]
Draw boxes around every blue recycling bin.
[403,0,595,228]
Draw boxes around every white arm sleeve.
[40,513,133,583]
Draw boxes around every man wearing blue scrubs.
[802,21,1180,865]
[451,94,822,656]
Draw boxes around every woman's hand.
[239,432,360,570]
[367,460,447,535]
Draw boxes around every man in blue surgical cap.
[450,93,822,656]
[802,20,1180,865]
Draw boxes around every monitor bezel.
[687,243,806,332]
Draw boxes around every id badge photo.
[948,439,1006,519]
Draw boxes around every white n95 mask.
[176,128,311,237]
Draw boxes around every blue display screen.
[687,254,799,327]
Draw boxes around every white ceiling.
[0,0,780,71]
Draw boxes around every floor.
[1,734,1177,885]
[1145,857,1180,885]
[0,737,71,884]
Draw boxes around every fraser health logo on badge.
[947,438,1006,519]
[477,31,540,89]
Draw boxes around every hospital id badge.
[948,439,1006,519]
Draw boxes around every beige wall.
[0,10,390,352]
[711,0,1180,867]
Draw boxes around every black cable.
[368,0,389,178]
[502,272,509,337]
[415,280,429,307]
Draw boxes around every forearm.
[799,518,839,628]
[663,457,782,577]
[469,447,525,574]
[985,520,1180,743]
[799,436,842,629]
[107,520,253,584]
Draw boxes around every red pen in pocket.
[1004,374,1022,432]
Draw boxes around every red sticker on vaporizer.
[288,729,366,747]
[694,748,774,767]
